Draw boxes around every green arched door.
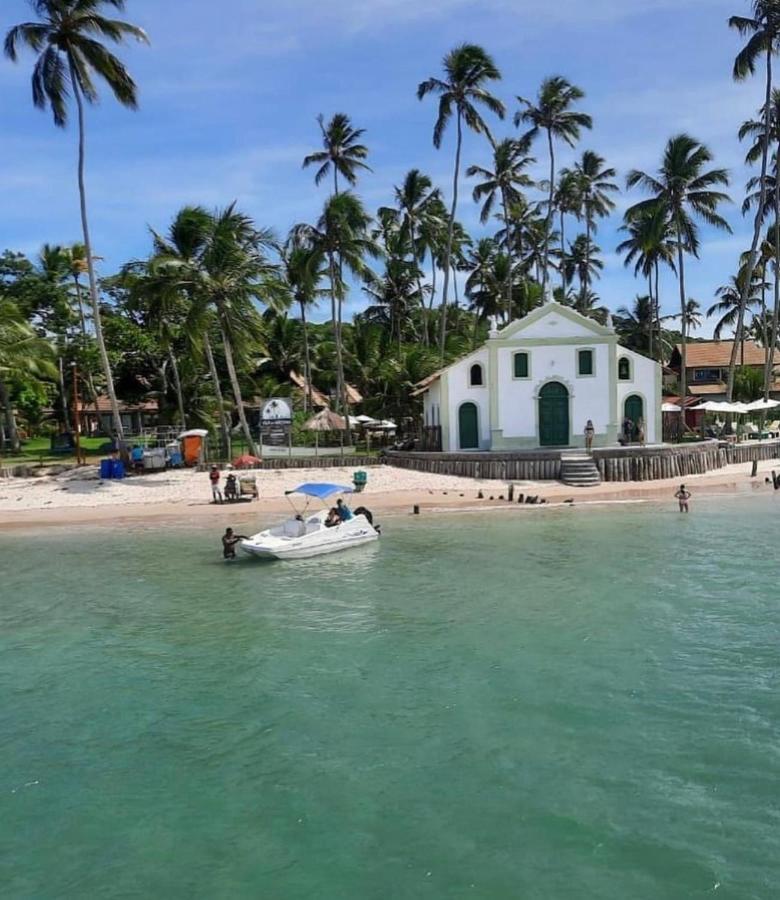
[539,382,569,447]
[624,395,643,435]
[458,402,479,450]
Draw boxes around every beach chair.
[239,474,258,500]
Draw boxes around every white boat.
[240,482,379,561]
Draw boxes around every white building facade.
[419,302,662,452]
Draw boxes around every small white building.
[416,300,662,451]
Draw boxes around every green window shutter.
[578,350,593,376]
[514,352,528,378]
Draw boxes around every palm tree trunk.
[219,318,259,458]
[58,357,72,431]
[559,207,566,296]
[68,62,124,443]
[168,347,187,429]
[299,300,313,413]
[501,192,513,323]
[543,128,555,292]
[327,252,349,440]
[728,48,773,401]
[766,176,780,399]
[648,273,654,359]
[0,376,20,453]
[438,110,463,360]
[584,215,592,304]
[655,261,662,361]
[73,273,89,337]
[676,232,688,435]
[203,331,230,459]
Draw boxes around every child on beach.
[675,484,691,513]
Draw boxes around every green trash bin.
[353,470,368,493]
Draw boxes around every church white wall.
[616,349,660,443]
[443,349,491,450]
[495,344,612,441]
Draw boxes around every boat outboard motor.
[354,506,380,534]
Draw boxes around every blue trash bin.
[100,459,113,480]
[111,459,126,480]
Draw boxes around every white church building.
[416,300,662,452]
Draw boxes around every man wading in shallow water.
[222,528,248,559]
[675,484,691,513]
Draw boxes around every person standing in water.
[584,420,595,452]
[222,528,249,559]
[675,484,691,513]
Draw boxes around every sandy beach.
[0,457,777,531]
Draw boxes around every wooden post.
[751,459,758,478]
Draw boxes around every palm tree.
[294,194,379,439]
[467,136,535,320]
[615,295,673,359]
[741,88,780,396]
[150,205,233,455]
[281,233,324,412]
[573,150,619,300]
[626,135,731,423]
[616,204,677,360]
[418,43,505,358]
[515,76,592,291]
[563,234,604,309]
[0,300,55,452]
[380,169,443,344]
[708,270,764,365]
[198,206,283,457]
[5,0,149,443]
[727,2,780,400]
[678,298,703,334]
[302,113,371,195]
[553,168,581,293]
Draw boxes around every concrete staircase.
[560,453,602,487]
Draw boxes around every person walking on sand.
[584,419,595,453]
[209,465,223,504]
[675,484,691,513]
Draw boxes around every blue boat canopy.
[285,482,354,499]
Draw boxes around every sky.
[0,0,767,332]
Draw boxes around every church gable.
[497,302,611,342]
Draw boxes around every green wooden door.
[539,382,569,446]
[624,395,643,435]
[458,402,479,449]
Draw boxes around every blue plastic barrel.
[111,459,125,480]
[100,459,112,479]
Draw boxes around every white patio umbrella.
[355,414,378,424]
[745,397,780,412]
[661,402,681,413]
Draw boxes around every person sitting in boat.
[325,507,340,528]
[336,498,353,522]
[222,527,248,559]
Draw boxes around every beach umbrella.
[355,414,377,424]
[233,453,262,469]
[304,408,347,456]
[661,402,681,413]
[745,397,780,412]
[304,409,346,431]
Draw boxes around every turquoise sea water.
[1,496,779,899]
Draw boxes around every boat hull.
[240,514,379,560]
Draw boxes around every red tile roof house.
[669,340,780,402]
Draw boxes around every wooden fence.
[385,450,563,481]
[386,440,780,484]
